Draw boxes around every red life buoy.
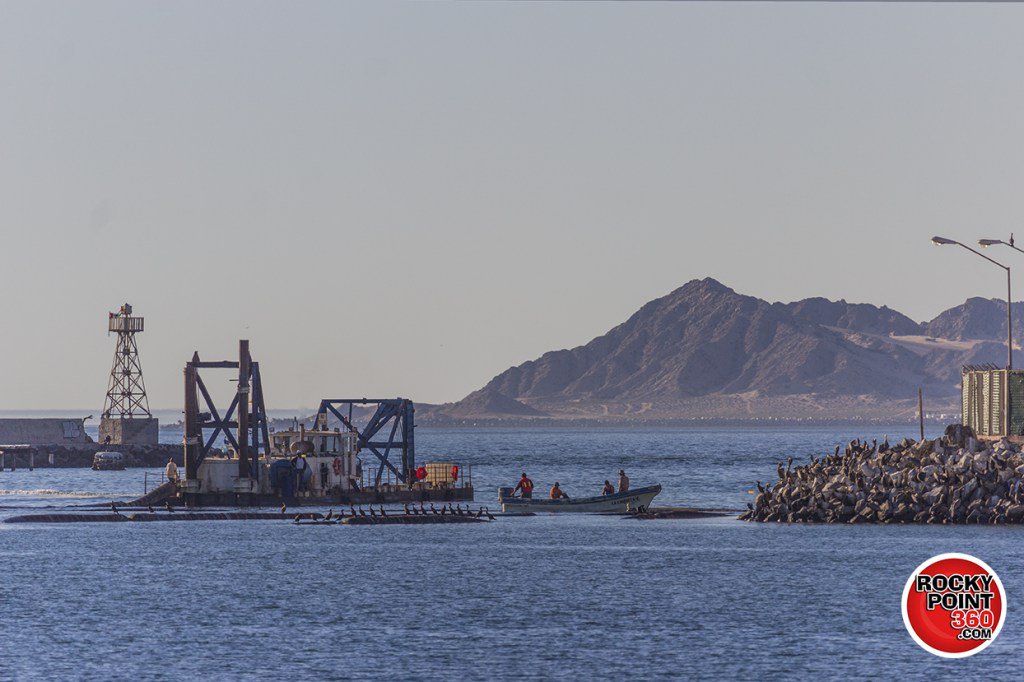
[332,457,342,476]
[451,465,459,482]
[416,466,427,480]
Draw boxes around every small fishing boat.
[92,451,127,471]
[498,484,661,513]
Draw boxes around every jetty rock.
[741,425,1024,524]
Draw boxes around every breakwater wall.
[0,444,182,469]
[742,426,1024,524]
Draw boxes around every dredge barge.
[165,340,473,507]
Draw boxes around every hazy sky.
[3,2,1024,410]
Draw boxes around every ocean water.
[1,425,1021,679]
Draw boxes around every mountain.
[922,297,1024,343]
[431,278,1013,421]
[779,297,922,336]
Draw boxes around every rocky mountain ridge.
[426,278,1014,421]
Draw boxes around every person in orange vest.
[512,472,534,499]
[550,482,570,500]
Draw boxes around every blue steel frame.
[314,399,415,484]
[192,361,270,476]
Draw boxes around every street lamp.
[932,235,1012,369]
[979,233,1023,255]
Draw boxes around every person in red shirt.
[512,472,534,499]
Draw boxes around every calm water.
[2,425,1021,679]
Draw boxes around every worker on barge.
[165,458,179,486]
[512,473,534,499]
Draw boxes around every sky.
[3,1,1024,411]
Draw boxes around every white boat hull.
[499,484,661,513]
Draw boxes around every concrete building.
[98,417,159,446]
[0,418,91,445]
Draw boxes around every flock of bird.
[741,426,1024,524]
[110,500,176,516]
[107,499,495,524]
[292,502,496,523]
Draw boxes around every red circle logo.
[902,553,1006,658]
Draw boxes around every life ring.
[416,466,427,480]
[451,465,459,482]
[332,457,342,476]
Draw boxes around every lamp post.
[932,236,1012,370]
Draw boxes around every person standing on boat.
[512,473,534,499]
[550,482,570,500]
[618,470,630,493]
[601,480,615,496]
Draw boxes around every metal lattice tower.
[102,303,152,419]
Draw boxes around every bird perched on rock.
[369,506,376,518]
[430,504,439,515]
[165,500,174,513]
[350,505,357,517]
[293,514,303,523]
[325,509,334,521]
[111,503,120,517]
[280,503,287,515]
[404,504,411,515]
[379,506,387,517]
[148,505,156,514]
[359,506,367,517]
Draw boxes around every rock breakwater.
[741,426,1024,524]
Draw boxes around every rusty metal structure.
[182,340,270,484]
[102,303,151,419]
[314,398,416,484]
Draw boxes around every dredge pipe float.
[3,511,319,524]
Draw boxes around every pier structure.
[100,303,158,445]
